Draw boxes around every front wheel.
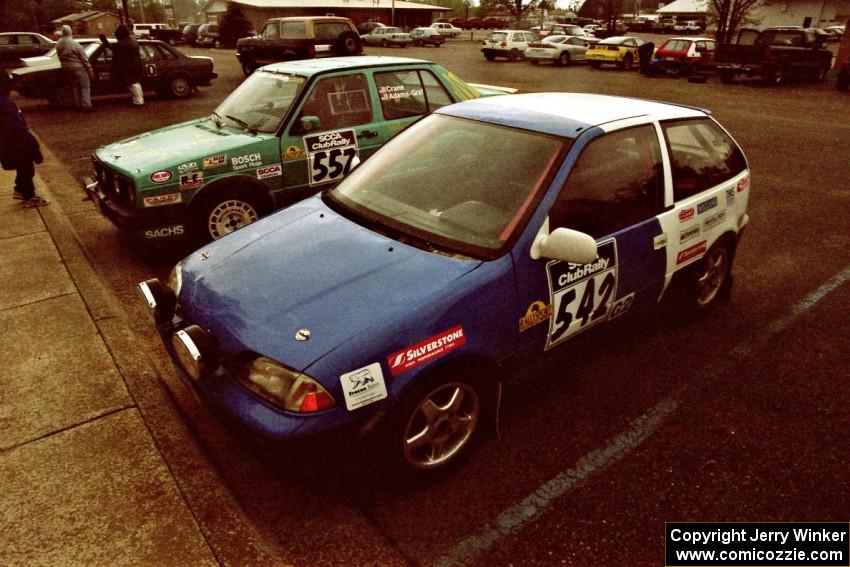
[620,54,633,70]
[590,61,602,69]
[484,52,496,61]
[557,51,571,67]
[508,48,522,61]
[241,59,256,77]
[193,188,264,243]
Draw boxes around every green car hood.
[94,117,272,179]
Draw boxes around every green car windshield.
[328,114,566,259]
[214,70,307,133]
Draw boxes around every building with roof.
[52,11,121,37]
[656,0,848,28]
[199,0,449,31]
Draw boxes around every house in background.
[656,0,848,29]
[199,0,229,23]
[52,11,121,37]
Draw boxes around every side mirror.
[530,225,598,264]
[297,115,321,134]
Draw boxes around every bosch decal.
[232,153,262,171]
[387,326,466,377]
[256,165,282,180]
[680,225,701,244]
[679,208,695,222]
[150,170,172,183]
[546,239,619,350]
[144,225,184,239]
[725,187,735,205]
[283,146,305,160]
[340,363,387,411]
[143,193,180,207]
[702,211,726,231]
[676,241,707,265]
[304,129,358,186]
[519,301,553,332]
[203,154,227,169]
[179,172,204,191]
[177,162,198,173]
[697,196,718,214]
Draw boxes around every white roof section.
[657,0,708,14]
[235,0,447,11]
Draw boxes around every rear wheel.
[166,74,192,98]
[619,53,633,70]
[50,83,75,108]
[508,48,522,61]
[335,30,362,55]
[484,52,496,61]
[590,61,602,69]
[557,51,571,67]
[688,240,734,310]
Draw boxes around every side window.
[262,22,279,39]
[281,21,307,38]
[375,70,427,120]
[314,23,339,41]
[139,44,156,61]
[19,35,37,45]
[155,45,177,60]
[0,36,11,46]
[551,125,664,238]
[662,118,747,200]
[420,71,452,110]
[94,47,112,64]
[298,73,373,131]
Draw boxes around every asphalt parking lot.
[14,39,850,566]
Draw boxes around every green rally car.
[82,56,514,243]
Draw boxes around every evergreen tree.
[218,2,252,48]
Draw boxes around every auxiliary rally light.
[138,278,176,323]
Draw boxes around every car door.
[89,45,116,94]
[372,67,455,138]
[277,71,384,199]
[137,44,159,90]
[566,37,588,60]
[512,122,668,352]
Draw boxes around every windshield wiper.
[225,114,257,135]
[210,111,222,129]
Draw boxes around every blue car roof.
[437,92,707,138]
[260,56,430,76]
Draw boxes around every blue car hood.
[180,197,481,371]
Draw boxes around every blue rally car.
[140,93,750,472]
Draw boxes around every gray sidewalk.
[0,162,270,566]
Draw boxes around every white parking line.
[434,264,850,567]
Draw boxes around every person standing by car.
[0,74,48,208]
[101,25,144,107]
[638,40,655,75]
[56,25,93,112]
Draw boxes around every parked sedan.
[430,22,463,38]
[526,35,591,66]
[361,26,412,47]
[586,35,646,69]
[11,39,216,107]
[650,36,716,75]
[410,27,445,47]
[139,93,750,473]
[0,32,54,68]
[19,38,100,68]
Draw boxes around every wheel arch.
[186,173,275,213]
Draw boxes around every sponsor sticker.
[680,225,701,244]
[232,153,262,171]
[340,363,387,411]
[179,172,204,191]
[519,301,553,332]
[676,240,707,265]
[702,210,726,231]
[177,162,198,173]
[678,207,695,222]
[283,145,305,160]
[697,196,718,214]
[378,85,424,102]
[144,224,184,239]
[203,154,227,169]
[256,164,282,179]
[150,170,172,183]
[725,187,735,205]
[143,193,180,207]
[387,326,467,377]
[737,176,749,193]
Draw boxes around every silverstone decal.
[725,187,735,205]
[178,172,203,191]
[679,207,695,222]
[256,165,282,179]
[177,161,198,173]
[304,129,358,186]
[676,240,707,265]
[150,170,172,183]
[340,363,387,411]
[697,196,718,214]
[519,301,552,332]
[203,154,227,169]
[387,326,466,377]
[144,224,184,239]
[546,239,618,350]
[702,210,726,231]
[680,225,701,244]
[143,193,180,207]
[232,153,262,171]
[283,145,305,160]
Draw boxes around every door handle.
[357,130,379,139]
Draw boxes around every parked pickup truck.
[714,27,833,84]
[150,27,185,45]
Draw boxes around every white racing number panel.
[304,128,358,186]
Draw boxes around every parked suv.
[237,16,362,76]
[196,23,219,47]
[481,30,537,61]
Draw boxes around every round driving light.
[171,325,217,381]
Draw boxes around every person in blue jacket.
[0,73,48,208]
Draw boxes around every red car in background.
[652,36,716,75]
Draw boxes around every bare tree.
[479,0,544,26]
[709,0,761,43]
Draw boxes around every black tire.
[719,71,734,83]
[590,61,602,69]
[530,59,539,65]
[685,239,734,312]
[381,38,388,48]
[620,54,633,70]
[557,51,570,67]
[166,74,193,98]
[508,48,522,61]
[241,58,256,77]
[335,30,362,55]
[191,186,265,244]
[484,52,496,61]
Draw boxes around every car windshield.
[327,114,566,259]
[385,27,403,33]
[661,39,690,51]
[214,70,306,133]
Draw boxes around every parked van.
[133,23,168,37]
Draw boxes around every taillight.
[607,45,620,51]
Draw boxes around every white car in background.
[525,35,592,66]
[481,29,537,61]
[19,37,100,67]
[361,26,412,47]
[430,22,463,38]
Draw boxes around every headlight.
[237,357,335,413]
[167,262,182,297]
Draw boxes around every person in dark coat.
[100,24,144,106]
[0,73,48,208]
[638,40,656,76]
